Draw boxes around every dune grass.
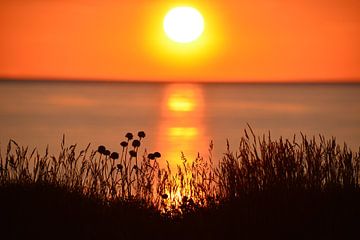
[1,129,359,239]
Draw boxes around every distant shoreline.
[1,77,359,85]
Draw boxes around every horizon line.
[0,77,359,85]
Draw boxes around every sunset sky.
[0,0,359,82]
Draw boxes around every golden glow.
[156,84,209,210]
[169,127,198,138]
[167,84,200,112]
[163,7,204,43]
[1,1,359,81]
[168,96,194,112]
[143,2,224,68]
[156,84,207,169]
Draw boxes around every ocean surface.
[0,81,359,167]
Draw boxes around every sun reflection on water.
[168,127,198,138]
[168,96,195,112]
[156,84,211,212]
[157,84,207,169]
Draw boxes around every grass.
[0,129,359,239]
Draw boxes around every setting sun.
[163,6,204,43]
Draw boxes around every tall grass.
[1,129,359,216]
[216,131,360,199]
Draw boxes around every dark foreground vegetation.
[1,129,359,240]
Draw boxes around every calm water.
[0,81,359,167]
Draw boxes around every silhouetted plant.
[129,150,137,158]
[110,152,119,160]
[117,164,123,171]
[148,152,161,160]
[125,133,133,141]
[98,145,106,154]
[132,140,141,148]
[138,131,146,139]
[1,129,359,217]
[120,141,128,148]
[104,150,110,156]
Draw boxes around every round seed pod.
[97,145,106,154]
[110,152,119,160]
[132,140,141,148]
[125,132,133,140]
[138,131,146,138]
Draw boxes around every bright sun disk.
[163,6,204,43]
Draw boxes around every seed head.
[132,140,141,148]
[97,145,106,154]
[120,141,128,148]
[104,150,111,156]
[110,152,119,160]
[148,153,155,160]
[117,164,123,171]
[154,152,161,158]
[129,150,137,158]
[138,131,146,138]
[125,132,133,140]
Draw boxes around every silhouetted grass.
[0,129,359,239]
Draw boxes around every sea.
[0,81,359,167]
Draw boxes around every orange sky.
[0,0,359,82]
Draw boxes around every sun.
[163,6,205,43]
